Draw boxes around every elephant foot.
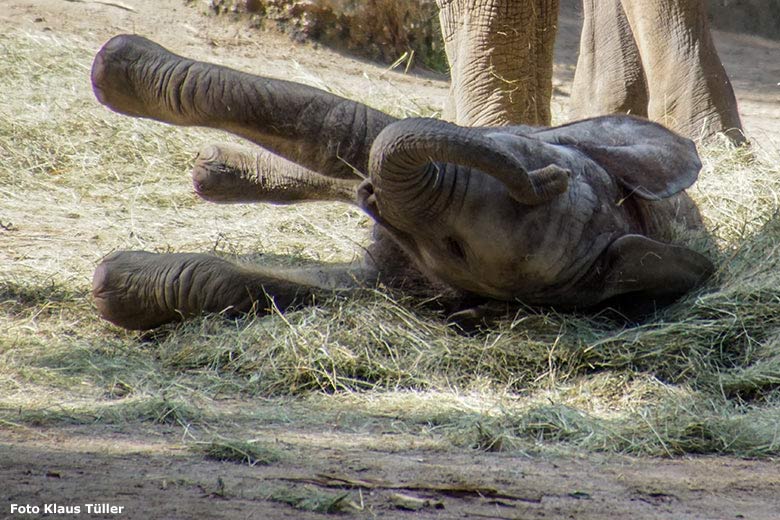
[192,143,358,205]
[93,251,179,330]
[91,35,178,121]
[191,143,263,203]
[92,251,264,330]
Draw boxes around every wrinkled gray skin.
[437,0,559,126]
[437,0,744,144]
[570,0,744,144]
[91,35,713,331]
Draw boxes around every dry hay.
[1,27,780,458]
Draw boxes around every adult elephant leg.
[91,35,396,179]
[191,144,359,205]
[620,0,745,143]
[437,0,560,126]
[570,0,648,119]
[92,251,375,330]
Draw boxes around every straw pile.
[1,27,778,457]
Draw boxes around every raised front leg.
[570,0,648,119]
[91,35,396,179]
[192,143,359,205]
[92,251,375,330]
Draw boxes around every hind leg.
[92,250,376,330]
[191,143,359,205]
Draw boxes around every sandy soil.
[3,422,779,519]
[2,1,780,519]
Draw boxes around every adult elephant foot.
[92,251,318,330]
[620,0,745,144]
[191,144,358,205]
[570,0,649,120]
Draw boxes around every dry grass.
[2,27,780,459]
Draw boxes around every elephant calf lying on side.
[90,35,713,330]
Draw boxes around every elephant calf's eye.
[444,236,467,262]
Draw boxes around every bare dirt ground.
[2,1,780,519]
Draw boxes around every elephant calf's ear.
[593,234,714,306]
[542,115,703,200]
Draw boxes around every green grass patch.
[267,487,357,514]
[194,437,284,465]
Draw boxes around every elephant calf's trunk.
[369,118,570,210]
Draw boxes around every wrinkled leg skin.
[92,251,386,330]
[620,0,744,143]
[436,0,560,126]
[89,35,402,330]
[90,34,394,178]
[191,143,359,205]
[93,252,259,330]
[570,0,648,119]
[93,252,309,330]
[572,0,744,144]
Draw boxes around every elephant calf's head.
[361,117,584,300]
[361,115,710,307]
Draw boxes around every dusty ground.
[2,1,780,518]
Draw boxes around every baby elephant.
[90,35,713,330]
